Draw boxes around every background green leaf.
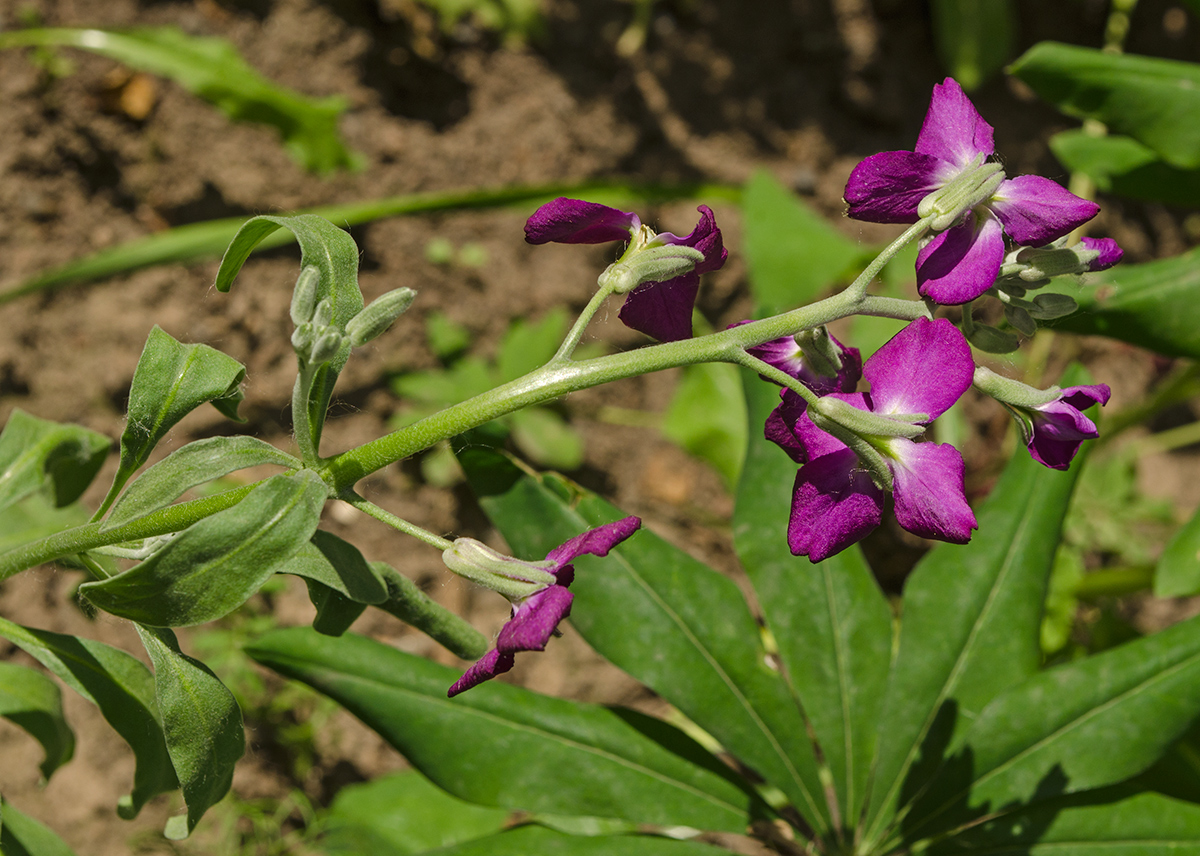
[0,797,78,856]
[0,410,109,514]
[1155,504,1200,597]
[0,27,359,173]
[1050,129,1200,206]
[661,362,746,489]
[402,824,728,855]
[0,662,75,780]
[930,0,1015,91]
[246,628,760,833]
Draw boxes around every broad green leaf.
[863,444,1085,848]
[0,409,109,513]
[925,788,1200,855]
[0,798,77,856]
[1044,246,1200,359]
[1156,504,1200,597]
[1050,130,1200,206]
[281,530,388,605]
[246,628,760,832]
[136,626,243,839]
[661,361,746,489]
[1138,718,1200,805]
[0,663,74,780]
[0,27,358,173]
[304,580,368,637]
[733,374,892,828]
[510,408,585,471]
[497,309,568,382]
[112,326,245,498]
[0,617,175,818]
[456,444,832,834]
[102,435,299,532]
[408,824,728,855]
[1009,42,1200,169]
[321,769,510,854]
[81,471,327,626]
[742,169,861,314]
[930,0,1014,90]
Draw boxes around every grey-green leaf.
[246,628,761,832]
[280,530,388,605]
[0,663,74,780]
[0,27,358,173]
[81,471,327,626]
[1009,42,1200,169]
[0,797,78,856]
[0,617,176,818]
[0,409,109,514]
[102,435,300,532]
[136,626,243,839]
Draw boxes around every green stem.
[845,218,932,300]
[293,362,320,465]
[553,282,617,362]
[341,492,453,551]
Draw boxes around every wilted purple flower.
[1010,384,1111,470]
[447,516,641,697]
[844,78,1099,305]
[734,323,863,396]
[1078,237,1123,271]
[524,198,727,342]
[769,318,977,561]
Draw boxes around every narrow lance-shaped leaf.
[0,27,359,173]
[279,530,388,605]
[108,326,245,507]
[413,825,731,856]
[136,625,243,840]
[0,409,109,514]
[862,430,1086,849]
[246,628,762,832]
[0,663,74,780]
[0,797,78,856]
[0,617,176,818]
[102,435,300,532]
[82,471,327,627]
[733,374,892,830]
[456,442,832,835]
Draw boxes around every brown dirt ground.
[1,0,1199,853]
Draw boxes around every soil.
[1,0,1199,853]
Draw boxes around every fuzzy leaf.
[0,410,109,513]
[0,662,74,780]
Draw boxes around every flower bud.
[793,327,844,381]
[965,323,1020,354]
[442,538,557,601]
[917,157,1007,230]
[290,266,321,326]
[1028,292,1079,321]
[311,298,334,330]
[309,329,348,365]
[814,396,927,440]
[291,322,315,355]
[972,365,1064,408]
[1004,303,1037,337]
[346,287,417,347]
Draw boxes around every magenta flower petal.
[795,392,870,460]
[498,585,574,651]
[524,198,641,245]
[448,649,515,697]
[914,78,995,168]
[863,318,974,420]
[990,176,1099,246]
[618,272,700,342]
[788,448,886,562]
[546,516,641,565]
[766,392,806,464]
[738,324,863,395]
[889,440,976,543]
[845,151,954,224]
[657,205,728,274]
[917,212,1005,304]
[1022,384,1110,470]
[1079,237,1123,271]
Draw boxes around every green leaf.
[0,27,358,173]
[1156,504,1200,597]
[1043,246,1200,359]
[1050,130,1200,206]
[112,326,246,498]
[930,0,1015,90]
[733,374,892,827]
[926,788,1200,854]
[0,617,176,818]
[456,444,832,834]
[661,362,746,489]
[1009,42,1200,169]
[406,824,729,855]
[246,628,760,832]
[863,445,1085,848]
[102,436,300,532]
[0,662,74,780]
[742,169,861,314]
[321,769,510,854]
[0,409,109,513]
[0,797,78,856]
[509,408,585,471]
[280,530,388,605]
[81,471,327,626]
[497,309,568,382]
[303,580,368,637]
[136,626,243,838]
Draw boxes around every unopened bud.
[965,323,1020,354]
[1028,292,1079,321]
[290,266,321,326]
[347,287,417,347]
[311,298,334,329]
[309,329,347,365]
[1004,304,1037,337]
[814,396,926,440]
[793,328,842,380]
[973,365,1063,408]
[291,322,315,355]
[442,538,556,600]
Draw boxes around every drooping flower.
[444,516,641,697]
[734,323,863,396]
[524,198,727,342]
[1013,385,1111,470]
[1077,237,1123,271]
[843,78,1099,305]
[768,317,977,561]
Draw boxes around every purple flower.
[1011,385,1111,470]
[768,318,978,561]
[844,78,1099,305]
[524,198,728,342]
[447,516,641,697]
[734,323,863,396]
[1078,237,1123,271]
